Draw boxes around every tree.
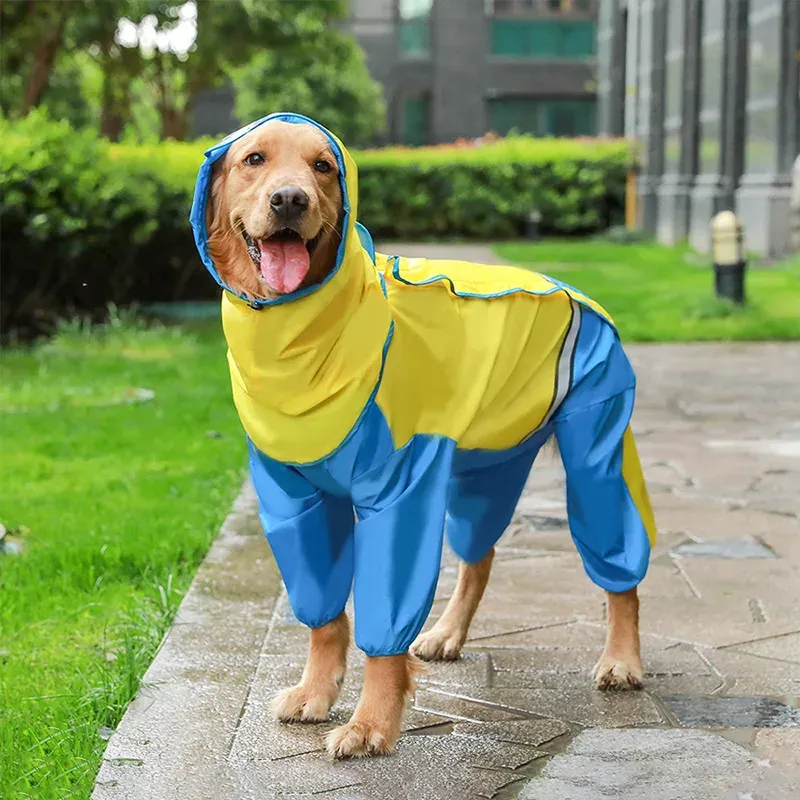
[133,0,349,140]
[0,0,383,143]
[230,30,386,147]
[0,0,72,116]
[0,0,155,138]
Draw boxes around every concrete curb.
[93,481,281,800]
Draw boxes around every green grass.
[0,309,246,798]
[495,240,800,341]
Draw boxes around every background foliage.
[0,0,384,145]
[1,112,632,337]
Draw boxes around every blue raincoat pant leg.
[249,423,457,657]
[445,306,655,594]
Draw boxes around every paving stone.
[467,590,603,625]
[707,439,800,458]
[413,689,525,723]
[518,728,765,800]
[671,540,777,559]
[418,651,491,689]
[663,695,800,728]
[646,674,724,695]
[730,632,800,665]
[453,718,571,747]
[427,686,663,728]
[753,729,800,771]
[468,621,607,650]
[704,648,800,693]
[232,734,540,800]
[490,647,600,674]
[639,596,800,649]
[637,559,701,598]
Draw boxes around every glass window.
[491,19,597,58]
[399,0,432,17]
[399,0,432,57]
[489,97,597,136]
[401,95,430,145]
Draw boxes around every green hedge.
[1,113,633,337]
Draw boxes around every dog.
[190,114,657,760]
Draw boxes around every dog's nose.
[270,186,309,222]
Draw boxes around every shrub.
[1,114,633,338]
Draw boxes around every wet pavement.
[94,342,800,799]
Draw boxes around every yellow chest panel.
[375,257,584,451]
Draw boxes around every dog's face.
[206,120,343,299]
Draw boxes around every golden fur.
[206,120,342,300]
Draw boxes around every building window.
[399,0,432,57]
[401,94,430,145]
[488,97,597,136]
[491,18,597,58]
[489,0,596,13]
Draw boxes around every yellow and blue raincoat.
[190,114,657,656]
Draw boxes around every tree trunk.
[99,43,128,142]
[161,107,187,141]
[20,2,69,116]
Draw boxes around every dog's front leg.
[272,612,350,722]
[326,652,423,758]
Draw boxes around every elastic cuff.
[357,644,413,657]
[307,610,348,630]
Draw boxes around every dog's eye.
[243,153,265,167]
[313,160,332,174]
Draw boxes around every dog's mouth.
[242,228,322,295]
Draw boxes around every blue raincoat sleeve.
[247,440,354,630]
[350,435,456,656]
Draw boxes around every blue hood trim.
[189,113,351,308]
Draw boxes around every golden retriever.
[205,119,644,760]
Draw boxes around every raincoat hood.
[190,112,373,307]
[189,114,392,465]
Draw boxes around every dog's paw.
[271,683,336,723]
[410,628,463,662]
[325,720,395,759]
[592,653,644,690]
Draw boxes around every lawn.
[495,240,800,341]
[0,311,246,799]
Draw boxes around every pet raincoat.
[190,114,657,657]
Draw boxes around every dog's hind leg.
[410,548,495,662]
[593,587,644,689]
[272,611,349,722]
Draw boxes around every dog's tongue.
[258,239,310,294]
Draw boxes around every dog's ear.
[206,157,228,238]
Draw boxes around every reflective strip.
[518,299,581,446]
[540,299,581,433]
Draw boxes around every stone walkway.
[94,342,800,800]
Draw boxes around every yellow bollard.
[711,211,746,304]
[625,168,638,231]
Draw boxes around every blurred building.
[192,2,600,145]
[597,0,800,256]
[345,0,599,145]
